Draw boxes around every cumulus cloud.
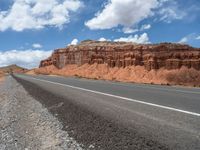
[0,50,52,68]
[70,39,79,45]
[98,37,107,42]
[0,0,83,31]
[114,33,150,44]
[98,37,111,41]
[32,43,42,49]
[85,0,158,30]
[85,0,186,30]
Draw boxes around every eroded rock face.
[40,40,200,71]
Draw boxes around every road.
[14,74,200,150]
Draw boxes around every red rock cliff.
[40,40,200,71]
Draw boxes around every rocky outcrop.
[0,64,28,74]
[40,40,200,71]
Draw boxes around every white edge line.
[17,75,200,117]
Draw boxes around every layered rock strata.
[40,40,200,71]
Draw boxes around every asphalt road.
[14,74,200,150]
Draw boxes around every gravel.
[0,76,83,150]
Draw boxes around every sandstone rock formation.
[37,41,200,87]
[40,40,200,71]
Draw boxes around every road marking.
[39,75,200,95]
[17,75,200,117]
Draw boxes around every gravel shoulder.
[0,76,83,150]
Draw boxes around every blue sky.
[0,0,200,68]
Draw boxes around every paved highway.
[14,74,200,150]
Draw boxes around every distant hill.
[0,64,28,75]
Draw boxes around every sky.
[0,0,200,68]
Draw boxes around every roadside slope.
[34,64,200,87]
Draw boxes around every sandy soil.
[0,77,4,82]
[26,69,37,75]
[33,64,200,87]
[0,76,83,150]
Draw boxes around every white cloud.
[122,27,138,34]
[70,39,79,45]
[114,33,150,44]
[122,24,151,34]
[98,37,107,41]
[179,37,188,43]
[85,0,186,30]
[140,24,151,30]
[178,33,200,44]
[0,0,83,31]
[196,36,200,40]
[85,0,158,30]
[178,34,200,43]
[158,3,186,23]
[0,50,52,69]
[98,37,111,41]
[32,43,42,49]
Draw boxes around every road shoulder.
[0,76,83,150]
